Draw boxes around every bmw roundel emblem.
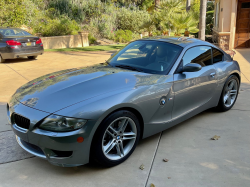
[160,98,166,105]
[117,135,120,140]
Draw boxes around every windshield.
[0,28,31,37]
[108,40,182,75]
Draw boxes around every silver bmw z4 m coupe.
[7,37,240,167]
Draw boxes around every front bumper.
[8,101,94,167]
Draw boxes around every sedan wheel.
[0,55,5,63]
[91,110,140,167]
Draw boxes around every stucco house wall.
[213,0,238,50]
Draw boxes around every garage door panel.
[238,21,250,29]
[238,32,249,38]
[237,40,249,48]
[240,11,250,19]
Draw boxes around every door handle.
[210,72,216,78]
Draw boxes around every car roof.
[139,36,212,48]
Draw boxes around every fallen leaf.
[139,164,145,170]
[150,183,155,187]
[211,135,220,140]
[163,158,169,162]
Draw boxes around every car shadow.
[2,58,37,64]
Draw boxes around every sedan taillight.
[36,39,42,45]
[6,40,21,46]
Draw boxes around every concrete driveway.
[0,50,250,187]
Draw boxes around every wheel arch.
[231,72,241,84]
[92,106,144,141]
[89,106,145,162]
[109,107,144,140]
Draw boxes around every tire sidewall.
[0,55,5,63]
[91,110,141,167]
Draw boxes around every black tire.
[91,110,141,167]
[216,75,239,112]
[0,55,5,63]
[27,56,38,59]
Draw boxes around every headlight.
[39,114,87,132]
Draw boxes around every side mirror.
[111,53,114,57]
[182,63,202,72]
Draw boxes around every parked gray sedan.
[0,27,44,63]
[7,37,240,167]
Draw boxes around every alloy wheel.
[223,79,238,107]
[102,117,137,160]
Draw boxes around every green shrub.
[116,8,150,33]
[132,33,141,40]
[0,0,27,27]
[152,30,162,36]
[88,12,117,40]
[47,0,85,23]
[114,30,132,43]
[33,18,80,37]
[88,33,97,44]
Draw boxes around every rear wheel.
[91,110,140,167]
[27,56,37,59]
[0,55,5,63]
[216,75,239,112]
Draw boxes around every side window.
[182,46,212,67]
[212,48,224,63]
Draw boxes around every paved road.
[0,50,249,187]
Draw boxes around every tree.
[169,12,199,35]
[199,0,207,40]
[186,0,191,12]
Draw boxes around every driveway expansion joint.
[4,64,30,81]
[0,156,35,165]
[144,132,163,187]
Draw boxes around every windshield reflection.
[108,40,182,75]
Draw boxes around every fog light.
[77,137,84,143]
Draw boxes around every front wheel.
[91,110,140,167]
[27,56,37,59]
[216,75,239,112]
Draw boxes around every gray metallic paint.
[7,38,241,167]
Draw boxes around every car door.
[172,46,217,120]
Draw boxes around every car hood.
[10,64,165,113]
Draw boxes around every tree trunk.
[198,0,207,40]
[155,0,160,10]
[186,0,191,12]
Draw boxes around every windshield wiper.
[115,65,143,72]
